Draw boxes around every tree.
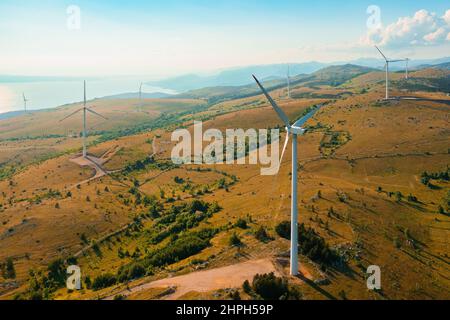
[275,221,290,239]
[229,233,242,247]
[4,257,16,279]
[252,273,288,300]
[92,273,117,291]
[327,207,335,217]
[174,176,184,184]
[421,176,430,186]
[242,280,252,294]
[446,190,450,211]
[338,290,347,300]
[84,276,92,289]
[255,226,269,242]
[235,218,248,229]
[229,290,241,300]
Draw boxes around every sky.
[0,0,449,78]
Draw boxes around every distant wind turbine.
[253,75,324,276]
[287,65,291,99]
[60,81,108,158]
[375,46,408,99]
[139,82,143,112]
[22,93,28,112]
[405,58,410,80]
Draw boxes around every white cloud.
[362,9,450,47]
[443,9,450,25]
[423,27,446,42]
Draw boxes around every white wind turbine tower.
[375,46,407,100]
[22,93,28,112]
[253,75,323,276]
[60,81,108,158]
[405,58,409,80]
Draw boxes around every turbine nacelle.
[287,126,305,135]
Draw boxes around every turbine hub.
[287,126,305,135]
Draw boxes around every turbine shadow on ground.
[296,273,337,300]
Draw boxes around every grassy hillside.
[0,65,449,300]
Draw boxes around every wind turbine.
[405,58,409,80]
[139,82,143,112]
[287,65,291,99]
[22,93,28,112]
[60,81,108,158]
[375,46,407,100]
[253,75,323,276]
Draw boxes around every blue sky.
[0,0,449,77]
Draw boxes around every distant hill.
[147,62,327,91]
[394,67,450,93]
[99,92,173,99]
[146,57,450,92]
[345,57,450,71]
[175,64,376,104]
[0,110,26,120]
[430,62,450,70]
[312,64,377,85]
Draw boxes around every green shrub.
[275,221,290,239]
[298,224,338,266]
[92,273,117,290]
[255,226,270,242]
[242,280,252,294]
[252,273,288,300]
[2,257,16,279]
[229,233,242,246]
[235,218,248,229]
[117,263,146,282]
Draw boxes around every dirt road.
[107,258,280,300]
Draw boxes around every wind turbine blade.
[59,108,83,122]
[375,45,387,61]
[252,75,291,128]
[86,107,108,120]
[23,93,26,101]
[388,59,406,63]
[280,132,290,163]
[293,105,322,128]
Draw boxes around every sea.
[0,76,175,115]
